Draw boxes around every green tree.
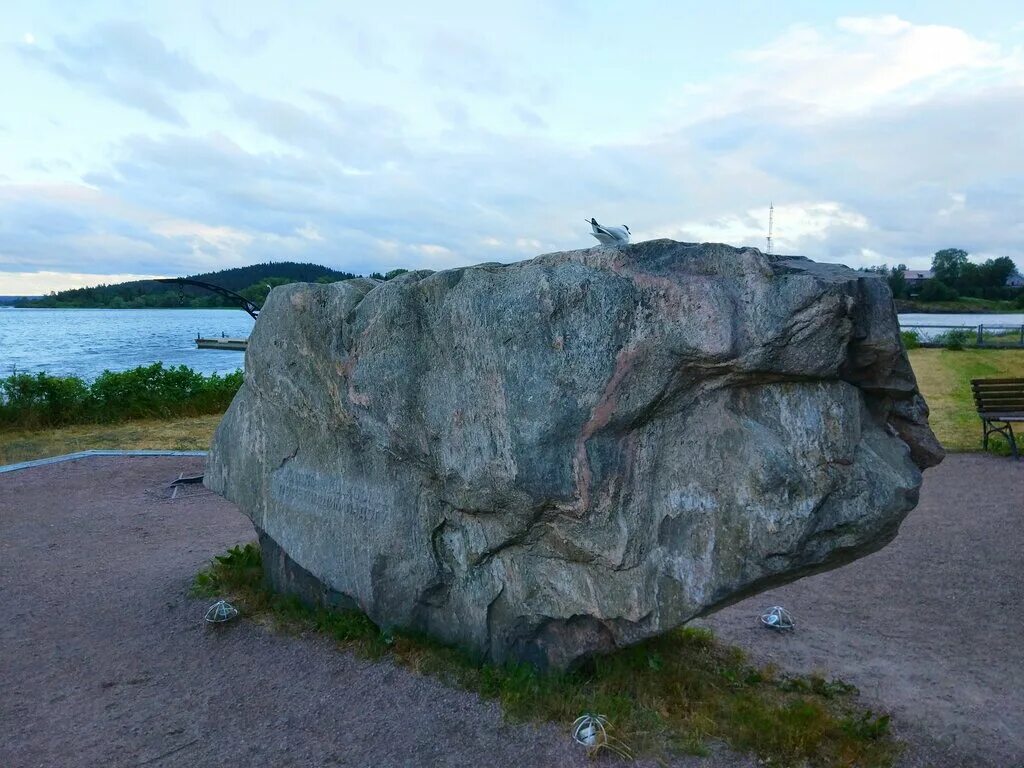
[919,278,958,302]
[979,256,1016,288]
[239,277,295,306]
[887,264,908,299]
[931,248,968,285]
[957,262,983,296]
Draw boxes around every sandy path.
[0,457,748,768]
[702,454,1023,767]
[1,454,1020,767]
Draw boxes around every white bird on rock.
[587,217,631,246]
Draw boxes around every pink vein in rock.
[572,344,641,514]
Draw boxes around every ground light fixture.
[204,599,239,623]
[760,605,795,631]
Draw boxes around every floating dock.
[196,337,248,351]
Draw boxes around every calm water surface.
[897,312,1024,340]
[0,308,253,379]
[1,308,1022,380]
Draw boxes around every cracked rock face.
[205,240,943,669]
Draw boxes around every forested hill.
[13,262,361,309]
[182,262,355,292]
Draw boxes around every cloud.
[0,182,253,275]
[411,243,451,256]
[513,104,547,129]
[49,129,641,275]
[938,193,966,218]
[295,223,324,241]
[19,21,217,125]
[420,31,512,95]
[0,271,168,295]
[335,16,395,72]
[205,11,270,55]
[232,89,409,169]
[648,202,869,254]
[637,16,1024,269]
[733,16,1017,117]
[6,13,1024,291]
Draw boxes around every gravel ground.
[701,453,1023,768]
[1,454,1020,767]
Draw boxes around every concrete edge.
[0,449,208,475]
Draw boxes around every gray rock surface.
[205,240,943,669]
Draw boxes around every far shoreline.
[895,301,1022,315]
[7,304,1024,315]
[0,305,247,311]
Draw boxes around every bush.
[0,372,90,428]
[919,279,958,302]
[934,329,970,351]
[0,364,242,429]
[900,330,921,350]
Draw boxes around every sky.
[1,1,1023,294]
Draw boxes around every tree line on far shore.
[14,250,1021,311]
[864,249,1023,306]
[11,262,413,310]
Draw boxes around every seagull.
[587,217,631,246]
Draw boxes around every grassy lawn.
[907,348,1024,452]
[898,296,1023,313]
[0,414,221,465]
[1,350,1022,465]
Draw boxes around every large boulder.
[205,240,943,669]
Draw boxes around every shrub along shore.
[0,363,242,430]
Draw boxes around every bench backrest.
[971,378,1024,414]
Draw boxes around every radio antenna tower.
[766,202,774,255]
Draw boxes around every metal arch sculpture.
[154,278,260,320]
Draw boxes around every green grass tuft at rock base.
[195,542,900,767]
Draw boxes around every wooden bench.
[971,378,1024,459]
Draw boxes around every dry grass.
[907,348,1024,452]
[0,414,220,465]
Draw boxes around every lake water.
[898,313,1024,340]
[1,308,1022,381]
[0,308,253,380]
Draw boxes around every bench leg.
[983,419,1020,459]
